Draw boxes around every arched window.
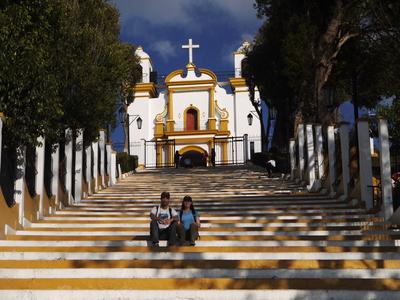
[186,108,198,130]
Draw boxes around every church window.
[186,109,198,130]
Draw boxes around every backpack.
[179,209,196,223]
[155,206,172,219]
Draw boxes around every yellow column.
[222,141,228,164]
[168,143,174,167]
[156,143,162,167]
[167,90,174,132]
[208,87,216,130]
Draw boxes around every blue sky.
[112,0,263,76]
[111,0,264,147]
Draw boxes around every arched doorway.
[179,146,207,167]
[185,108,198,130]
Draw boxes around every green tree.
[0,0,141,152]
[0,0,64,149]
[244,0,400,149]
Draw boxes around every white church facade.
[129,39,262,168]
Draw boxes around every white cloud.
[150,40,177,61]
[112,0,261,31]
[212,0,260,24]
[112,0,192,27]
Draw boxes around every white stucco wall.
[129,43,263,167]
[173,90,209,130]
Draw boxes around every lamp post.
[118,107,142,155]
[247,113,253,126]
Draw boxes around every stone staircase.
[1,166,400,299]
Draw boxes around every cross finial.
[182,38,200,64]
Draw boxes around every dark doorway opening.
[180,151,205,167]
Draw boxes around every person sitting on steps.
[177,195,200,246]
[149,191,178,247]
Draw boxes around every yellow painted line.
[37,218,383,224]
[5,235,395,241]
[0,259,400,269]
[24,226,366,232]
[0,246,399,253]
[0,278,399,290]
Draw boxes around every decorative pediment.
[165,66,217,86]
[215,100,229,120]
[155,104,167,122]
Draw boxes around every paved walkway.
[1,166,400,299]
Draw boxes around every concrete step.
[2,166,399,298]
[0,289,398,300]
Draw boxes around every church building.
[129,39,262,168]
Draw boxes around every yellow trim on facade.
[178,145,207,155]
[198,68,218,82]
[169,86,212,92]
[220,119,229,131]
[167,90,174,132]
[215,100,229,119]
[229,77,248,92]
[166,80,215,87]
[186,62,196,71]
[134,83,157,98]
[164,67,217,85]
[155,104,168,122]
[156,144,162,167]
[183,105,201,131]
[164,129,230,137]
[155,123,164,137]
[208,88,216,130]
[164,69,185,83]
[222,141,228,162]
[175,138,213,144]
[168,143,174,166]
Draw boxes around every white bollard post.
[140,139,146,169]
[315,124,324,181]
[289,138,296,180]
[378,118,393,220]
[92,141,99,192]
[111,151,117,185]
[74,129,83,202]
[298,124,305,181]
[339,122,350,198]
[14,146,26,225]
[0,113,4,172]
[327,125,336,197]
[35,136,45,218]
[118,164,123,180]
[65,129,73,204]
[99,130,106,188]
[357,118,373,210]
[51,143,59,206]
[106,143,112,186]
[306,124,316,191]
[85,144,92,195]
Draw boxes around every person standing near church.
[149,192,179,247]
[177,195,200,246]
[211,148,216,167]
[174,150,181,168]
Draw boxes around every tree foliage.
[0,0,140,150]
[243,0,400,149]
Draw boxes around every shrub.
[116,152,138,174]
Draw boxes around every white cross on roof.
[182,38,200,64]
